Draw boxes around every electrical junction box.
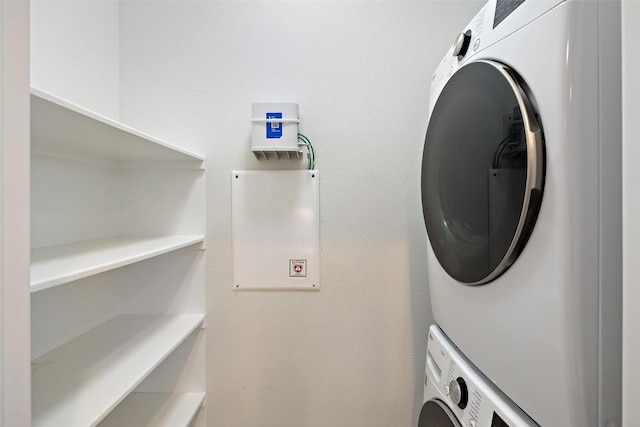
[251,103,300,159]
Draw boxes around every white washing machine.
[420,325,537,427]
[420,1,621,426]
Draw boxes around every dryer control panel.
[423,325,539,426]
[428,0,565,112]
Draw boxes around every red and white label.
[289,259,307,277]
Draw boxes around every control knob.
[453,30,472,60]
[448,377,468,409]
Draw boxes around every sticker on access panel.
[289,259,307,277]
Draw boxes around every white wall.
[622,1,639,424]
[30,0,120,118]
[119,2,481,426]
[0,1,31,425]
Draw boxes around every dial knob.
[453,30,472,60]
[448,377,468,409]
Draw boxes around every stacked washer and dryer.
[419,1,622,426]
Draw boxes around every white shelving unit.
[99,393,205,427]
[31,235,204,292]
[32,315,204,427]
[31,87,205,167]
[30,88,207,426]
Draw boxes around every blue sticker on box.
[266,112,282,139]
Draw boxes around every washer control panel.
[445,360,484,426]
[448,377,468,409]
[424,325,539,426]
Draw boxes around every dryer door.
[421,60,544,285]
[418,400,462,427]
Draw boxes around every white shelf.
[98,392,205,427]
[31,235,205,292]
[30,87,204,167]
[30,83,207,424]
[32,314,205,427]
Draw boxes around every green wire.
[298,138,311,169]
[298,133,315,170]
[299,134,315,169]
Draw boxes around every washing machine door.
[418,399,462,427]
[422,60,544,285]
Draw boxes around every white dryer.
[420,325,536,427]
[420,1,621,426]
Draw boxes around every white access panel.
[232,170,319,290]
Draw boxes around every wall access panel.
[232,170,319,290]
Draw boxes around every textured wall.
[119,2,481,426]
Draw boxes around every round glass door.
[421,60,545,285]
[418,400,461,427]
